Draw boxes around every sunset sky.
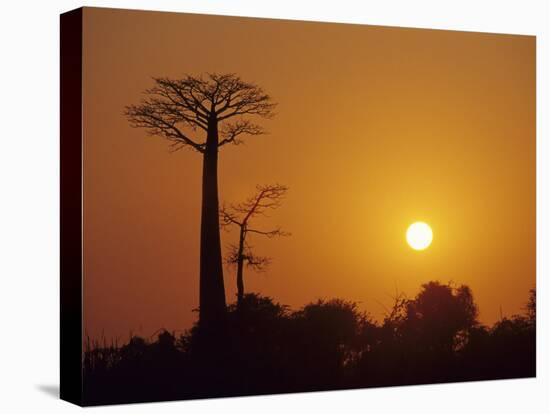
[82,7,535,340]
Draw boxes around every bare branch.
[224,244,240,266]
[238,184,289,224]
[220,204,242,229]
[212,74,277,120]
[224,243,271,272]
[124,102,205,153]
[244,252,271,272]
[246,227,291,238]
[218,120,265,147]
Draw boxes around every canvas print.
[60,7,536,406]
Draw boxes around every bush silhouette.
[402,282,478,353]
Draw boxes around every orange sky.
[82,7,535,340]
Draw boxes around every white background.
[0,0,547,412]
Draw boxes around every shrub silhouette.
[83,281,535,405]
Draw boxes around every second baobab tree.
[220,184,290,308]
[124,73,276,329]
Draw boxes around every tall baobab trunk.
[236,226,246,307]
[125,73,276,328]
[199,114,226,327]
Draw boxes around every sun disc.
[406,222,433,250]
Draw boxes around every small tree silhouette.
[125,74,276,328]
[220,184,290,307]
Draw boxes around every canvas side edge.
[60,7,84,407]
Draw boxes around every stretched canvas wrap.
[60,7,536,406]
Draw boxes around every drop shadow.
[36,384,59,399]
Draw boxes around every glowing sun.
[406,222,433,251]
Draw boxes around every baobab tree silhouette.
[125,74,276,328]
[220,184,290,307]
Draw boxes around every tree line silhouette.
[83,282,535,405]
